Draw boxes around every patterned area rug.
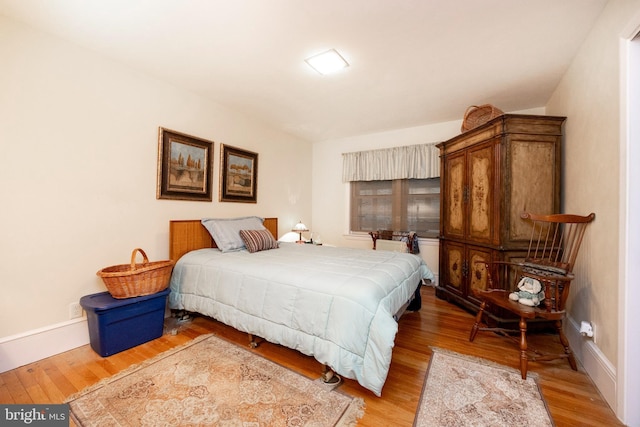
[66,334,364,426]
[414,348,553,427]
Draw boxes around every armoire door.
[439,240,465,298]
[442,151,465,240]
[467,140,495,245]
[466,244,493,304]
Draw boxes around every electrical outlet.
[69,302,83,319]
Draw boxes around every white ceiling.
[0,0,608,142]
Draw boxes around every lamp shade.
[292,221,308,232]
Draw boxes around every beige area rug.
[413,348,554,427]
[66,334,364,426]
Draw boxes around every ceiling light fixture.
[305,49,349,75]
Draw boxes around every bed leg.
[170,309,193,321]
[248,334,263,348]
[165,310,194,336]
[321,365,342,385]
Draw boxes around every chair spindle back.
[523,212,596,275]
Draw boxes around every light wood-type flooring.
[0,286,623,426]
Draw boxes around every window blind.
[342,143,440,182]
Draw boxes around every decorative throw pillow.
[201,216,265,252]
[239,229,279,253]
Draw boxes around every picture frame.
[157,127,213,201]
[219,144,258,203]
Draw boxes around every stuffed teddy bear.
[509,276,545,307]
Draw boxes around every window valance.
[342,143,440,182]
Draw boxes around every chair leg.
[556,320,578,371]
[519,317,528,379]
[469,301,486,342]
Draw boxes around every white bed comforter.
[168,242,434,396]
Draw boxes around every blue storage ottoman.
[80,288,170,357]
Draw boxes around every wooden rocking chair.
[469,212,595,379]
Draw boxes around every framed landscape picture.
[219,144,258,203]
[157,127,213,201]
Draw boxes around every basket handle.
[130,248,149,270]
[463,105,479,117]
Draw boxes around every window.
[350,178,440,238]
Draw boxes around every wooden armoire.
[436,114,565,324]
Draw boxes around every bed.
[168,217,434,396]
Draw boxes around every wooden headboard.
[169,218,278,261]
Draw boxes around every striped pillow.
[239,229,279,253]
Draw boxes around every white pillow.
[201,216,265,252]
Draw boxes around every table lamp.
[292,221,308,243]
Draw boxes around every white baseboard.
[566,315,617,411]
[0,318,90,373]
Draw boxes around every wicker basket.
[461,104,504,132]
[97,248,174,299]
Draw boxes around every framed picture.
[219,144,258,203]
[157,127,213,201]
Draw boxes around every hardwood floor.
[0,286,623,426]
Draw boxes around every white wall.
[545,1,640,422]
[0,17,312,339]
[620,16,640,427]
[547,1,622,366]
